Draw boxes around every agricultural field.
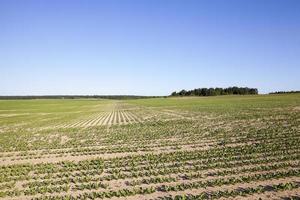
[0,94,299,200]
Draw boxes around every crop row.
[11,157,299,194]
[1,144,299,184]
[160,181,300,200]
[1,164,299,198]
[24,169,300,200]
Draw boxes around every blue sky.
[0,0,299,95]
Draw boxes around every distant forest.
[171,87,258,97]
[269,91,300,94]
[0,95,162,100]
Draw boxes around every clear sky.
[0,0,299,95]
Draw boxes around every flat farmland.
[0,94,300,200]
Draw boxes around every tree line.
[0,95,164,100]
[269,91,300,94]
[171,87,258,97]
